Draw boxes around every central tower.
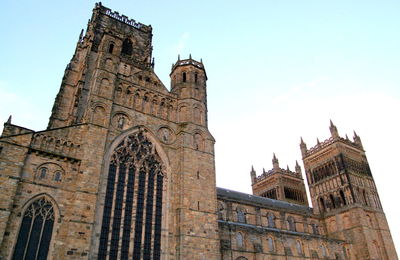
[0,3,219,260]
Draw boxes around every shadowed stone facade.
[0,3,397,260]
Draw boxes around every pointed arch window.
[98,130,165,260]
[12,197,55,260]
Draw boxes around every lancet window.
[12,197,55,260]
[98,131,164,260]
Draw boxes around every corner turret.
[170,55,208,126]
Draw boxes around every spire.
[250,165,257,184]
[189,53,192,59]
[262,168,266,174]
[345,134,349,140]
[272,153,279,169]
[300,137,308,157]
[200,58,203,64]
[353,130,363,148]
[317,138,320,145]
[178,54,180,61]
[295,160,302,175]
[6,115,12,124]
[329,119,339,138]
[286,165,290,171]
[79,29,84,42]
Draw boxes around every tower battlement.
[300,121,363,158]
[94,2,152,32]
[170,56,207,78]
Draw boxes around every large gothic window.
[12,197,55,260]
[98,131,164,260]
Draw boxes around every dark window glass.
[98,131,164,259]
[108,43,114,54]
[12,197,55,260]
[121,39,133,55]
[182,72,186,82]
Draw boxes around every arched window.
[12,197,55,260]
[287,216,296,231]
[319,197,326,212]
[97,130,165,260]
[267,237,275,252]
[330,194,336,208]
[121,38,133,55]
[53,171,62,182]
[194,72,198,83]
[321,244,328,257]
[296,240,303,255]
[39,167,47,179]
[236,232,244,248]
[108,43,114,54]
[340,190,346,206]
[182,72,186,82]
[237,208,246,223]
[267,213,275,228]
[311,223,319,234]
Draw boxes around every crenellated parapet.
[171,56,207,78]
[300,121,363,158]
[250,154,308,206]
[94,2,152,32]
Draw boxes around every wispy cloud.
[174,32,190,55]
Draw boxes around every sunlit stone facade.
[0,3,397,260]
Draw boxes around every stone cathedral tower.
[0,3,219,259]
[1,3,398,260]
[301,121,398,259]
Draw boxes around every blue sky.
[1,0,400,254]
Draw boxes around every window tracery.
[98,130,164,260]
[12,197,55,260]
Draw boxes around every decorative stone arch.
[236,257,248,260]
[192,103,205,125]
[287,215,296,231]
[236,206,247,223]
[35,162,65,182]
[90,126,171,259]
[10,193,61,260]
[217,201,226,220]
[267,236,275,252]
[178,102,190,122]
[105,40,116,54]
[142,92,151,113]
[111,111,131,130]
[121,37,134,56]
[235,232,244,248]
[91,104,107,127]
[193,130,205,151]
[267,212,276,228]
[104,58,114,72]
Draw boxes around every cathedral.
[0,3,397,260]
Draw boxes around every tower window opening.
[340,190,346,206]
[108,43,114,54]
[330,194,336,208]
[121,38,133,55]
[39,167,48,179]
[182,72,186,82]
[194,73,198,83]
[54,171,62,182]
